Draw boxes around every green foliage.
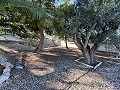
[0,0,119,45]
[52,1,75,39]
[0,0,46,20]
[74,0,120,44]
[0,0,55,39]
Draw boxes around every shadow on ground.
[0,47,120,90]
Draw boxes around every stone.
[0,57,7,63]
[3,67,11,73]
[3,72,10,77]
[0,56,13,84]
[5,62,14,68]
[0,75,9,84]
[15,65,24,69]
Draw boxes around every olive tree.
[72,0,120,65]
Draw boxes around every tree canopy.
[71,0,120,64]
[0,0,120,64]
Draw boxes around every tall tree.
[72,0,120,65]
[0,0,55,53]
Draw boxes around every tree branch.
[91,26,117,53]
[90,42,99,53]
[84,23,97,48]
[73,33,84,51]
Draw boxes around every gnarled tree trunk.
[73,34,98,65]
[34,26,44,53]
[82,49,94,64]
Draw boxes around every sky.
[55,0,75,6]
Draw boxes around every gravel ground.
[0,43,35,51]
[0,46,120,90]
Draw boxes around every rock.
[5,62,14,68]
[3,67,11,73]
[15,65,24,69]
[7,54,17,57]
[0,75,9,84]
[3,72,10,77]
[0,57,7,64]
[0,56,13,84]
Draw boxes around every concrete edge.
[0,59,13,84]
[75,58,102,69]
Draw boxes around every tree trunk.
[65,33,68,49]
[73,34,98,65]
[82,49,94,65]
[34,27,44,53]
[29,38,33,46]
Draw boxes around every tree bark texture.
[73,34,99,65]
[34,26,44,53]
[65,33,68,49]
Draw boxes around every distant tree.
[53,1,75,49]
[105,27,120,51]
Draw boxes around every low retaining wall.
[0,57,13,84]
